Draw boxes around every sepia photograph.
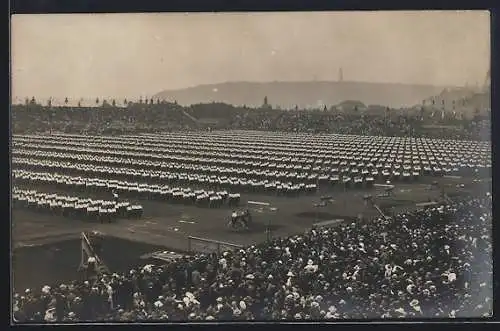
[10,11,492,322]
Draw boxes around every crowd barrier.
[187,236,242,255]
[311,219,344,228]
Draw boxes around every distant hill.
[153,81,451,109]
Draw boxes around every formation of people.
[13,193,492,322]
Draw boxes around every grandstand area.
[12,130,490,293]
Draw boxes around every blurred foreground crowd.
[12,102,490,141]
[13,193,492,322]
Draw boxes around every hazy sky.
[11,11,490,99]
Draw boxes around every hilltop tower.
[262,96,272,109]
[338,68,344,82]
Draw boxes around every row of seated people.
[13,133,490,185]
[13,169,242,208]
[16,154,474,195]
[11,188,143,222]
[14,130,490,172]
[14,146,487,187]
[13,158,321,195]
[13,131,490,186]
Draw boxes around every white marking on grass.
[178,220,196,224]
[248,201,270,206]
[374,184,395,188]
[416,201,439,207]
[16,243,35,248]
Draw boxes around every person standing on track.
[242,209,251,229]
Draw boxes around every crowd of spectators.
[12,101,490,141]
[228,109,490,141]
[228,110,417,136]
[13,193,492,322]
[11,101,197,135]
